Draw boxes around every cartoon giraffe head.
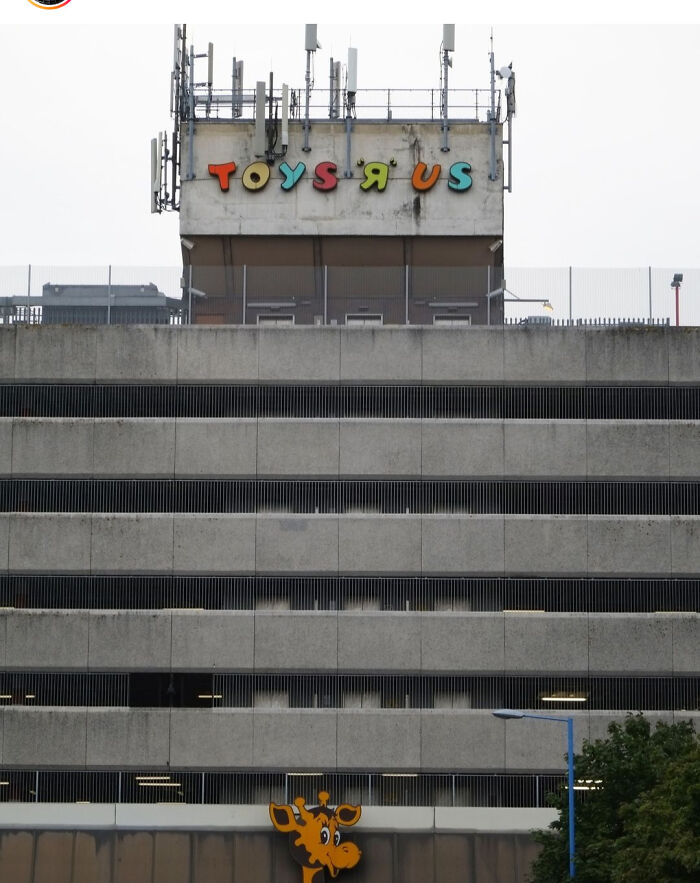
[269,790,362,882]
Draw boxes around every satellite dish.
[498,66,512,79]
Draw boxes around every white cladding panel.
[180,121,503,237]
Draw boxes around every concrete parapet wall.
[1,513,698,576]
[2,416,695,480]
[2,609,695,677]
[2,707,698,771]
[2,325,699,384]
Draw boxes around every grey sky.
[1,4,699,318]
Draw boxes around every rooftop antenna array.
[255,72,290,163]
[151,24,187,213]
[440,24,455,152]
[153,24,250,212]
[151,23,516,213]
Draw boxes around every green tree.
[610,739,700,882]
[529,715,699,883]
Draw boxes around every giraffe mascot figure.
[269,790,362,882]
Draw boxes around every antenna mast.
[303,24,319,152]
[441,24,454,153]
[489,30,497,180]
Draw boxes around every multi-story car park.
[0,24,698,883]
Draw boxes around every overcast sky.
[1,1,698,320]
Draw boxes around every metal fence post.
[405,264,409,324]
[324,265,328,325]
[107,265,112,325]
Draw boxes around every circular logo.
[27,0,73,8]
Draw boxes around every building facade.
[0,322,698,882]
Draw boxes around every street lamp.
[485,281,554,325]
[493,708,576,879]
[671,273,683,327]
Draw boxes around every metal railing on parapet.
[0,266,697,327]
[0,769,567,808]
[191,87,496,124]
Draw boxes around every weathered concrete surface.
[11,419,94,478]
[340,327,422,381]
[86,709,170,767]
[5,610,89,670]
[90,515,174,574]
[421,712,505,770]
[87,612,172,672]
[422,516,504,574]
[170,710,254,768]
[340,420,421,477]
[504,422,586,478]
[3,325,698,384]
[339,517,422,573]
[8,514,92,573]
[256,516,338,573]
[504,516,587,575]
[504,613,588,675]
[173,515,256,574]
[420,614,504,674]
[423,422,504,477]
[171,611,255,672]
[258,420,339,476]
[180,121,504,238]
[504,327,586,384]
[93,420,175,477]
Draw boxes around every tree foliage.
[529,715,699,883]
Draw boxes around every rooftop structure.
[153,24,511,326]
[0,283,182,326]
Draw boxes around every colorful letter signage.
[207,155,475,196]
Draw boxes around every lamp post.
[671,273,683,327]
[485,283,554,325]
[493,708,575,879]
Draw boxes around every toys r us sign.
[208,158,473,193]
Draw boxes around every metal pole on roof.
[107,265,112,325]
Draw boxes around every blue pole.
[567,717,575,878]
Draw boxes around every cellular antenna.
[254,81,266,157]
[232,58,244,118]
[494,36,516,192]
[303,24,320,152]
[441,24,455,152]
[281,84,289,147]
[329,59,341,119]
[344,48,357,179]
